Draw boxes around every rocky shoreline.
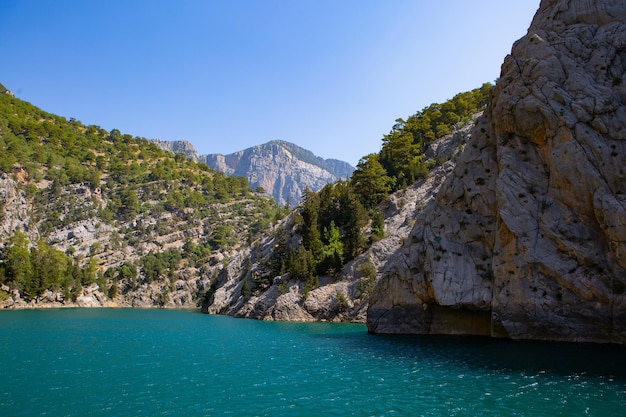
[0,282,201,310]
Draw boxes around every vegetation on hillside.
[0,82,490,305]
[245,84,492,298]
[0,91,287,300]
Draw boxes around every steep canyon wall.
[367,0,626,343]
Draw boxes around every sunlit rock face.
[205,140,355,206]
[367,0,626,343]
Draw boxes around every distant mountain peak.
[154,139,355,205]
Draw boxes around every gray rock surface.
[152,139,200,160]
[0,172,39,246]
[367,0,626,343]
[204,140,355,206]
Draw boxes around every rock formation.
[0,172,38,246]
[367,0,626,343]
[152,139,200,161]
[204,140,355,206]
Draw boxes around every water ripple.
[1,309,625,416]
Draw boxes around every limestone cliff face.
[0,172,38,246]
[152,139,200,161]
[367,0,626,343]
[205,141,355,206]
[154,139,355,206]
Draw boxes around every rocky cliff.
[152,139,200,161]
[367,0,626,343]
[0,170,240,310]
[204,140,355,206]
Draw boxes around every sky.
[1,0,539,166]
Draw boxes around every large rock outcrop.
[367,0,626,343]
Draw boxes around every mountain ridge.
[155,138,355,205]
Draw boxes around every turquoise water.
[0,309,625,416]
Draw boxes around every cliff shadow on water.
[357,334,626,379]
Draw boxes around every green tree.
[4,231,34,295]
[319,221,343,276]
[299,188,322,261]
[31,239,70,292]
[370,209,385,242]
[119,189,139,220]
[270,232,289,278]
[342,193,367,260]
[286,245,315,282]
[108,281,119,299]
[350,153,391,208]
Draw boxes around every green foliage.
[335,291,348,312]
[350,153,392,209]
[119,189,140,220]
[269,232,289,278]
[353,83,491,195]
[108,281,119,299]
[3,232,33,295]
[182,239,213,267]
[141,249,181,283]
[301,274,319,301]
[278,180,369,285]
[208,224,235,250]
[286,245,315,282]
[277,281,288,295]
[357,260,377,298]
[370,210,385,243]
[241,278,250,297]
[319,221,343,277]
[299,188,322,260]
[0,232,77,299]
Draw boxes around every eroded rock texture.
[367,0,626,343]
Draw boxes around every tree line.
[0,232,98,300]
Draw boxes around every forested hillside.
[0,80,490,311]
[0,84,286,306]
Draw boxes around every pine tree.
[5,232,34,296]
[350,153,392,208]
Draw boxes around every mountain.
[367,0,626,343]
[0,93,287,309]
[152,139,200,161]
[204,140,355,206]
[3,0,625,346]
[155,139,355,206]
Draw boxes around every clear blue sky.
[1,0,539,166]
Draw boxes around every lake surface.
[0,309,625,416]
